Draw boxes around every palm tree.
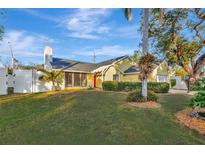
[37,67,63,91]
[124,8,150,100]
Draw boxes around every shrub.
[170,79,176,87]
[102,81,169,93]
[189,91,205,108]
[101,81,118,91]
[7,87,14,95]
[191,78,205,91]
[126,90,158,102]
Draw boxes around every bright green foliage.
[150,9,205,92]
[37,67,63,91]
[189,91,205,108]
[132,50,141,63]
[102,81,170,93]
[170,79,176,87]
[126,90,158,102]
[0,90,205,144]
[192,78,205,91]
[175,67,187,77]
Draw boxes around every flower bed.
[176,108,205,135]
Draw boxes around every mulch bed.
[176,108,205,135]
[125,101,161,108]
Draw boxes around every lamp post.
[8,41,14,69]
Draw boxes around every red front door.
[93,74,96,88]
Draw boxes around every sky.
[0,8,142,65]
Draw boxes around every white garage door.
[0,68,7,95]
[157,75,168,82]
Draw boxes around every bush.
[126,90,158,102]
[191,78,205,91]
[170,79,176,87]
[189,91,205,108]
[102,81,169,93]
[101,81,118,91]
[7,87,14,95]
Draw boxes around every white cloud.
[73,45,135,56]
[115,25,141,39]
[0,30,55,59]
[18,9,59,22]
[62,8,111,39]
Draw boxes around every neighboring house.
[121,60,170,83]
[44,47,170,88]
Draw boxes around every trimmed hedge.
[170,79,176,87]
[102,81,169,93]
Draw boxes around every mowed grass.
[0,90,205,144]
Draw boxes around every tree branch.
[193,9,205,44]
[193,52,205,78]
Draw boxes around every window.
[74,73,81,86]
[81,73,87,87]
[65,72,87,87]
[65,72,72,87]
[113,74,119,81]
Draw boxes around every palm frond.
[124,8,133,21]
[138,53,156,80]
[37,67,51,76]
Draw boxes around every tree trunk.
[52,80,56,91]
[185,76,191,93]
[141,8,149,100]
[142,79,148,100]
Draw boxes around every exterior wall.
[0,68,7,95]
[157,61,169,75]
[149,68,158,81]
[104,66,117,81]
[122,73,140,82]
[87,73,94,88]
[148,61,170,82]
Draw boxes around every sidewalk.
[169,89,197,96]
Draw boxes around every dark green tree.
[149,8,205,92]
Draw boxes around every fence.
[0,68,8,95]
[13,69,53,93]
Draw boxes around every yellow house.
[92,56,170,88]
[44,47,170,89]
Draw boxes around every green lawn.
[0,90,205,144]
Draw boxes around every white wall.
[172,76,187,90]
[34,71,52,92]
[0,68,7,95]
[14,69,52,93]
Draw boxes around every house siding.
[122,74,140,82]
[104,66,117,81]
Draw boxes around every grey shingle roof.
[124,65,139,74]
[124,59,165,74]
[51,56,128,72]
[51,58,97,72]
[96,55,128,67]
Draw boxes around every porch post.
[72,72,74,87]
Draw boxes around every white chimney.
[44,46,53,71]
